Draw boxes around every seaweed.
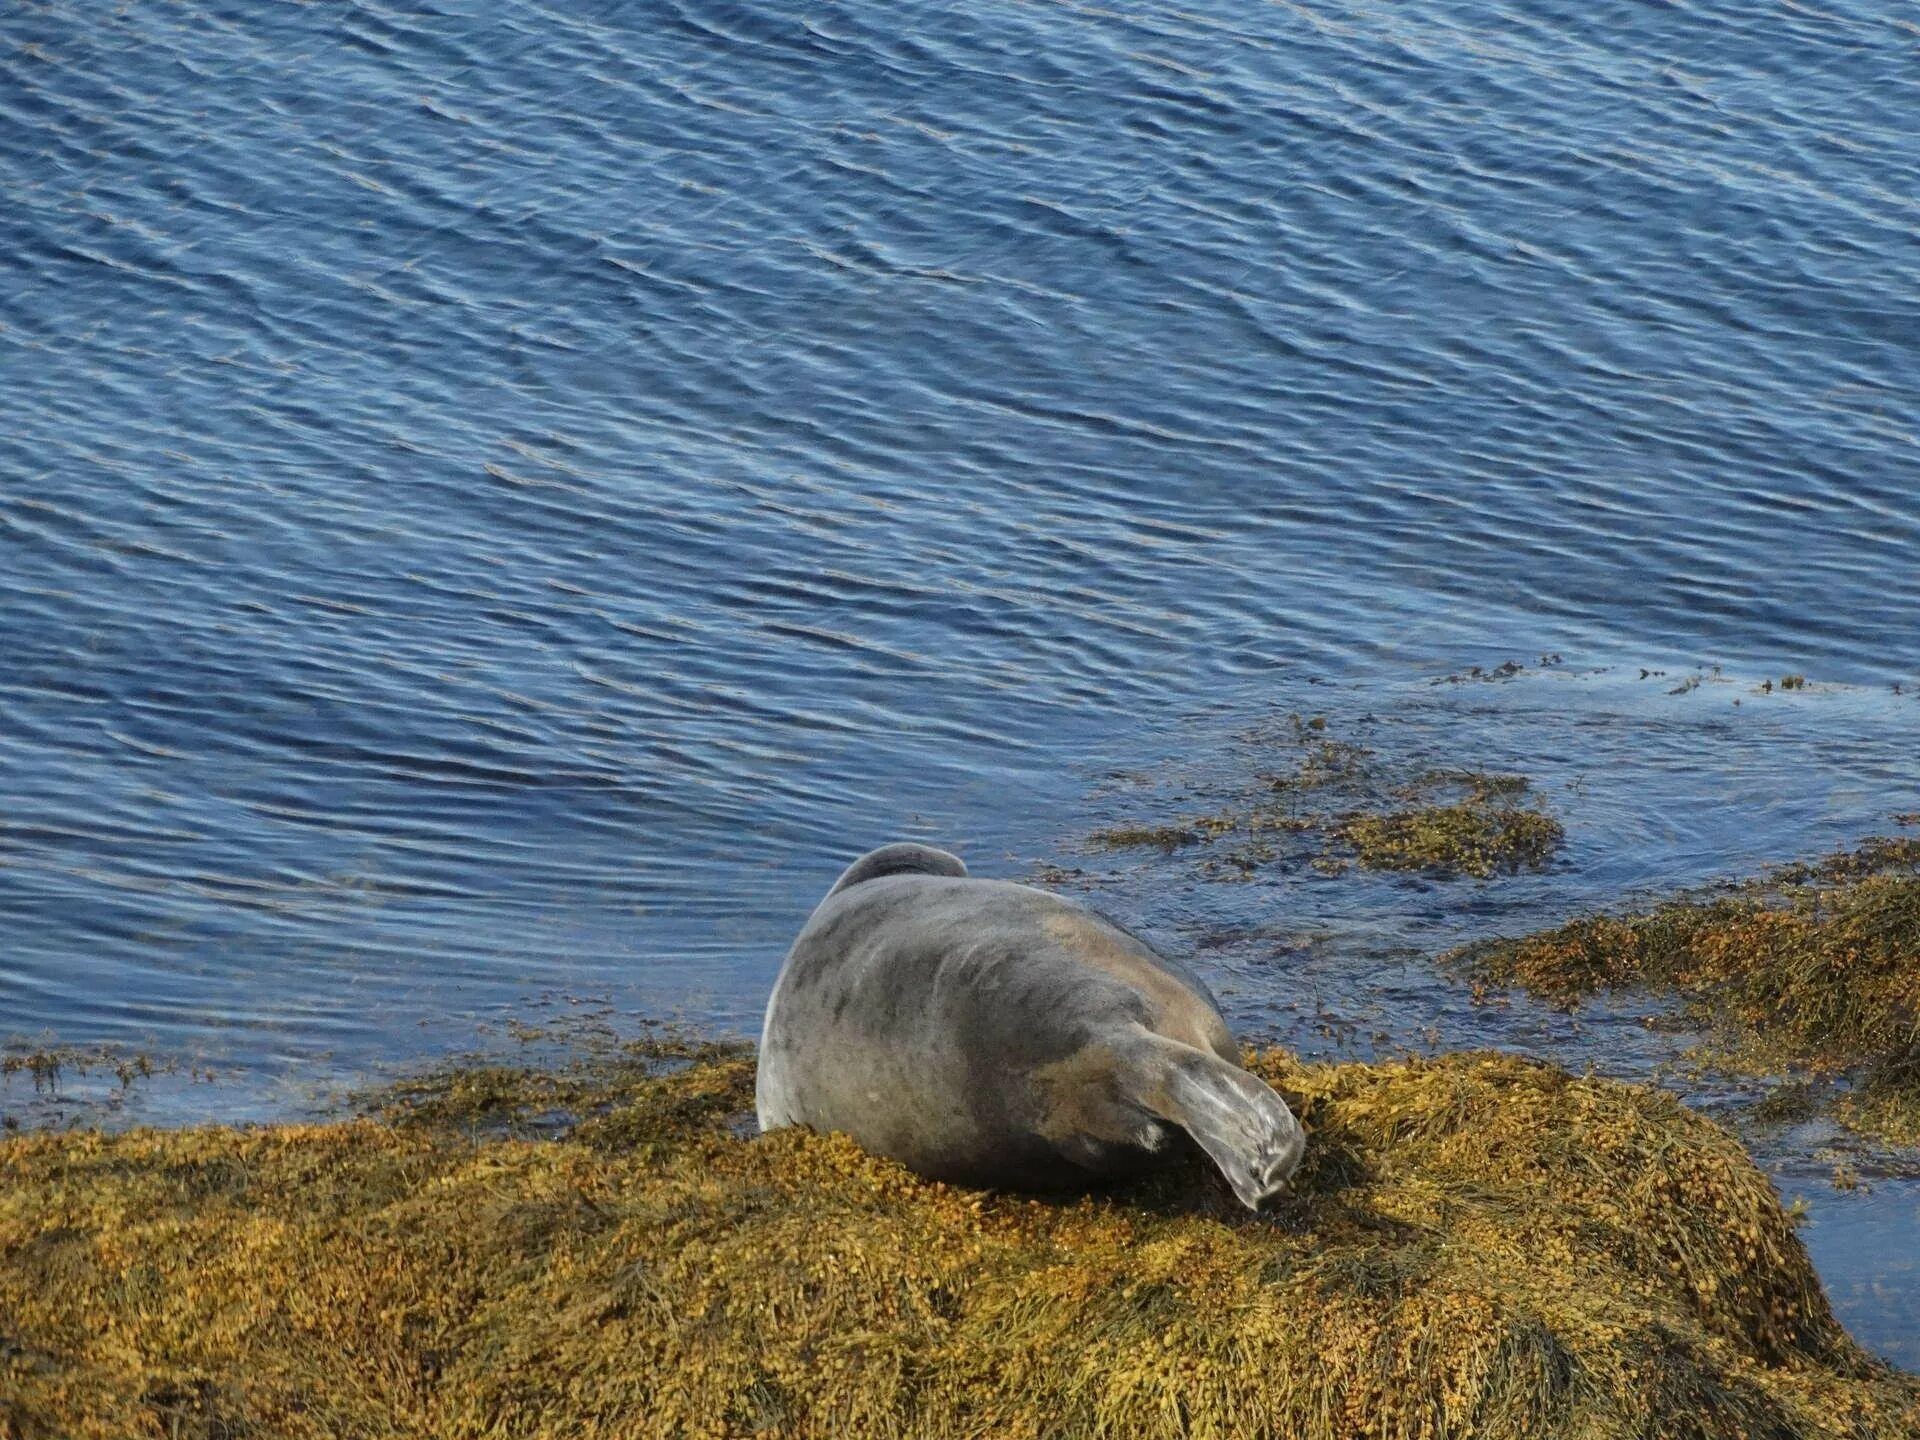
[1337,804,1564,879]
[1088,717,1563,880]
[1,1048,161,1094]
[1457,838,1920,1143]
[2,1041,1913,1438]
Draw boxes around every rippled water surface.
[4,0,1919,1361]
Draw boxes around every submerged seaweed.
[2,1040,1914,1439]
[1090,717,1563,880]
[1457,837,1920,1144]
[1336,803,1564,879]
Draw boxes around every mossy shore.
[4,1039,1915,1439]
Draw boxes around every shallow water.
[3,0,1918,1364]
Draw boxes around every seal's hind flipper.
[827,842,968,896]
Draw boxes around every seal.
[757,842,1305,1209]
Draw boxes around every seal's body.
[757,843,1305,1209]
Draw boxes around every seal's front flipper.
[1128,1032,1305,1210]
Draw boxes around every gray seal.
[756,843,1305,1209]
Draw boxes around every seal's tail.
[827,842,968,896]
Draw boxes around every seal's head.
[1036,1026,1306,1211]
[1138,1034,1306,1210]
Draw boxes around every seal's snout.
[1248,1137,1305,1209]
[1217,1148,1291,1211]
[1243,1179,1289,1211]
[1226,1112,1305,1211]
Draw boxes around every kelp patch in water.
[1,1047,179,1133]
[1090,716,1564,880]
[1457,837,1920,1144]
[1,1049,164,1094]
[1335,798,1564,879]
[3,1040,1914,1438]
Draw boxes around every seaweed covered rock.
[1458,837,1920,1142]
[2,1043,1914,1439]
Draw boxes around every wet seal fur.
[757,843,1306,1208]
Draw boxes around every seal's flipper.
[1128,1033,1305,1210]
[827,843,968,896]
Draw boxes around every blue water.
[3,0,1919,1361]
